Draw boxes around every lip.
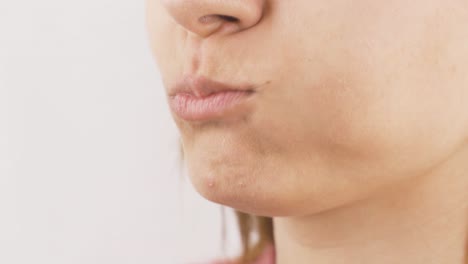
[168,76,256,122]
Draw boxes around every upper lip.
[168,75,254,98]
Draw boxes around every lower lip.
[169,90,254,121]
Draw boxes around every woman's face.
[147,0,468,216]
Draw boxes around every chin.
[184,154,270,215]
[184,154,337,217]
[180,127,384,217]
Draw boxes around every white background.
[0,1,240,263]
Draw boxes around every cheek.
[254,44,467,181]
[242,52,468,215]
[266,0,468,160]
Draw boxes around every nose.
[162,0,266,38]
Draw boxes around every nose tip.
[163,0,266,38]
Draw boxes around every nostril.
[198,15,218,24]
[163,0,265,37]
[198,14,239,25]
[218,15,239,23]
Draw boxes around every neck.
[273,146,468,264]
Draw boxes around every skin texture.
[147,1,468,263]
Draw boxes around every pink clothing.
[208,244,275,264]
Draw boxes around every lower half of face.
[148,0,468,217]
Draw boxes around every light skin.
[146,0,468,263]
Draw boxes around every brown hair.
[233,211,274,263]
